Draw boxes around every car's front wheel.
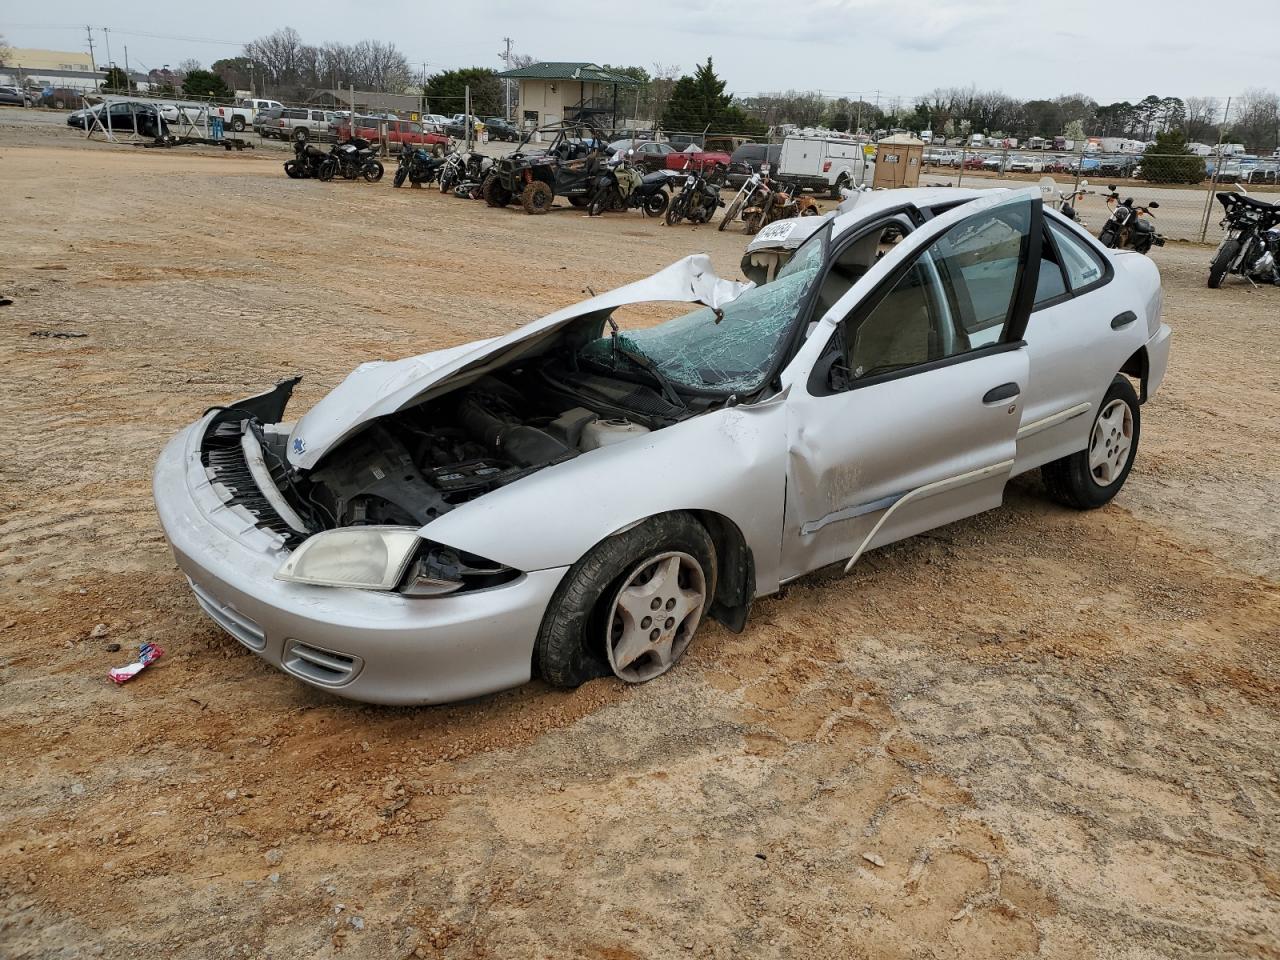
[535,514,717,687]
[1041,375,1141,509]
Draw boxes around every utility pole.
[85,26,96,73]
[103,27,112,73]
[502,37,513,122]
[123,46,129,79]
[421,62,427,117]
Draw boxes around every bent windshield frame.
[578,223,832,397]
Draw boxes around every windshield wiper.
[613,347,688,410]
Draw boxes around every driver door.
[780,190,1043,578]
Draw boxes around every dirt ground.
[1,130,1278,960]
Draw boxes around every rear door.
[781,190,1044,577]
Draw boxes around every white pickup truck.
[776,135,875,198]
[214,98,283,133]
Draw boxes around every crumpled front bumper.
[152,414,568,705]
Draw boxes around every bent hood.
[286,255,752,470]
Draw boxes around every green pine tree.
[1141,129,1205,184]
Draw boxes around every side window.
[1048,220,1106,290]
[1034,227,1069,305]
[834,200,1034,384]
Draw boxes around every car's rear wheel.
[522,180,554,214]
[1041,375,1141,509]
[1208,239,1240,289]
[230,117,245,132]
[535,514,716,688]
[294,127,309,143]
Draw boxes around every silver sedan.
[154,187,1171,704]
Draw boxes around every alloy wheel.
[1088,398,1133,486]
[606,552,707,683]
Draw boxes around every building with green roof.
[495,62,639,131]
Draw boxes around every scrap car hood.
[286,255,752,470]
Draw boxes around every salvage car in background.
[155,187,1171,705]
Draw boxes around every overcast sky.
[6,0,1278,104]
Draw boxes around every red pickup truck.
[332,117,450,152]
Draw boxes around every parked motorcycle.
[720,170,770,232]
[440,151,492,196]
[665,162,728,226]
[1039,177,1089,226]
[1207,186,1280,288]
[1098,189,1163,254]
[330,137,384,183]
[393,146,445,187]
[587,156,673,217]
[741,179,820,235]
[284,140,333,180]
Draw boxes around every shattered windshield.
[579,226,828,394]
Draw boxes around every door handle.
[1111,310,1137,329]
[983,383,1020,403]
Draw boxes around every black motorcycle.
[329,137,384,183]
[1208,188,1280,288]
[393,146,445,188]
[587,162,674,217]
[284,141,332,180]
[665,162,728,226]
[1098,190,1164,254]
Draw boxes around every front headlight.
[275,526,421,590]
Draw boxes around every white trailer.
[777,135,874,197]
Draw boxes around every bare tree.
[1232,88,1280,152]
[510,53,538,69]
[648,62,680,124]
[177,58,203,75]
[0,33,12,67]
[1186,96,1221,142]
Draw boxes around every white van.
[777,136,874,197]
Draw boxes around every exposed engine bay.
[255,352,711,535]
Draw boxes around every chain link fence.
[919,145,1278,244]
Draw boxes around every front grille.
[202,422,304,546]
[189,578,266,651]
[282,640,362,686]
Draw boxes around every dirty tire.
[1208,239,1240,289]
[642,192,668,218]
[664,197,685,226]
[522,180,554,215]
[293,127,308,143]
[719,194,745,231]
[829,175,848,200]
[535,513,717,688]
[317,159,336,182]
[393,166,408,188]
[1041,375,1141,510]
[481,173,512,207]
[54,98,67,109]
[230,116,245,132]
[743,211,764,235]
[362,161,384,183]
